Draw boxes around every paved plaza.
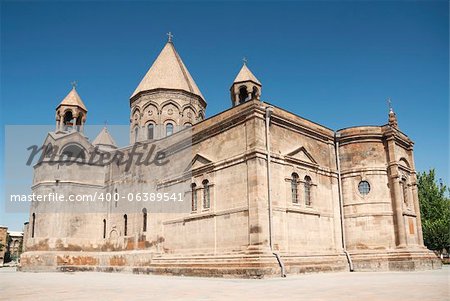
[0,266,448,301]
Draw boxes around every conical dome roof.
[57,87,87,111]
[233,64,261,86]
[92,127,117,149]
[131,42,204,100]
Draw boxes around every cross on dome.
[167,32,173,43]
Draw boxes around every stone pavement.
[0,266,448,301]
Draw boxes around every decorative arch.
[62,107,75,114]
[142,101,159,113]
[197,110,205,121]
[399,157,411,169]
[131,107,141,125]
[142,102,159,120]
[160,99,182,113]
[163,118,177,126]
[181,103,198,115]
[60,143,87,160]
[131,107,141,116]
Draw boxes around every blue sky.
[0,1,448,230]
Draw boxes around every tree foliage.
[418,169,450,252]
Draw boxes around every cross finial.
[387,97,393,113]
[71,81,77,89]
[242,57,248,65]
[167,32,173,43]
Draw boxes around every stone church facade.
[20,38,440,277]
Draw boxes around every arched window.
[114,188,118,208]
[63,110,73,130]
[31,213,36,238]
[304,176,312,206]
[291,173,299,203]
[166,123,173,136]
[238,86,248,103]
[102,219,106,239]
[191,183,197,211]
[147,123,154,140]
[134,126,139,143]
[76,114,83,131]
[184,123,192,128]
[142,208,147,232]
[202,180,210,209]
[123,214,128,236]
[251,87,259,99]
[61,144,86,162]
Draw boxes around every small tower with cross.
[55,82,88,133]
[387,98,398,128]
[230,59,262,107]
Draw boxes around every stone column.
[158,110,162,139]
[387,136,407,248]
[411,176,425,246]
[331,174,344,252]
[245,116,271,254]
[58,118,63,131]
[246,156,271,253]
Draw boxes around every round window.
[358,181,370,196]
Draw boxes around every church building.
[20,36,440,277]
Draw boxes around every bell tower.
[230,60,262,107]
[55,83,87,133]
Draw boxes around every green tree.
[418,169,450,253]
